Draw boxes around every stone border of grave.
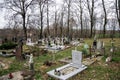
[0,52,15,57]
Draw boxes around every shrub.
[82,49,88,55]
[0,42,17,50]
[112,57,120,63]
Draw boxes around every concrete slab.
[47,63,87,80]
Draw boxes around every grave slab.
[47,63,87,80]
[0,71,23,80]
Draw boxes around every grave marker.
[72,50,82,68]
[97,41,102,50]
[15,39,23,60]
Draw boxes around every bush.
[112,57,120,63]
[0,42,17,50]
[82,49,88,55]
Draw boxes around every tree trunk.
[55,11,57,37]
[102,0,107,38]
[22,14,27,40]
[40,11,43,39]
[67,0,71,41]
[47,0,50,37]
[118,0,120,37]
[90,18,93,38]
[60,12,64,38]
[80,0,83,37]
[116,0,120,37]
[87,0,94,38]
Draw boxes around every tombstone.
[97,41,102,50]
[94,35,97,41]
[80,38,84,43]
[93,40,97,49]
[47,39,51,47]
[101,41,105,48]
[57,39,60,45]
[72,50,82,68]
[38,39,42,45]
[42,39,45,45]
[15,39,23,60]
[61,38,64,46]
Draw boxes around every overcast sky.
[0,0,115,29]
[0,0,5,28]
[0,0,63,29]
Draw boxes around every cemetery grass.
[0,38,120,80]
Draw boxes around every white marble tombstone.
[97,41,102,50]
[72,50,82,68]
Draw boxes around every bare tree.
[115,0,120,37]
[46,0,50,36]
[76,0,84,37]
[102,0,107,38]
[4,0,33,40]
[36,0,46,39]
[54,9,58,37]
[86,0,95,38]
[60,6,65,38]
[65,0,72,40]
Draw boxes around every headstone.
[15,40,23,60]
[80,38,84,43]
[97,41,102,50]
[94,35,97,41]
[38,39,42,45]
[57,39,60,45]
[72,50,82,68]
[93,40,97,49]
[41,39,44,45]
[102,41,105,48]
[48,39,51,47]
